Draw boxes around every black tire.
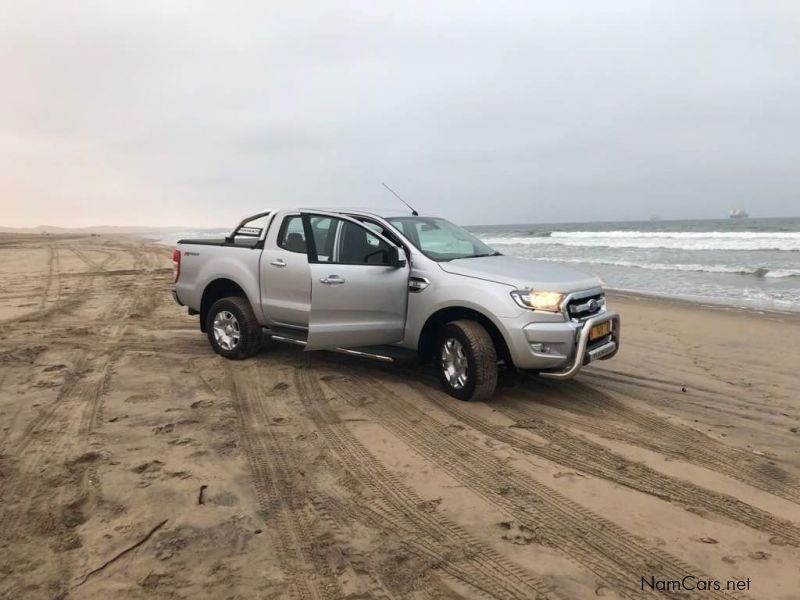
[435,320,498,401]
[206,297,262,360]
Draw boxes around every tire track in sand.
[1,243,109,325]
[68,246,110,272]
[0,262,148,563]
[324,371,753,600]
[291,366,557,600]
[0,243,169,596]
[406,382,800,547]
[208,360,557,600]
[6,242,157,454]
[2,266,161,479]
[0,345,124,599]
[224,364,344,600]
[37,244,55,310]
[581,369,791,423]
[504,378,800,505]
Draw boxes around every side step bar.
[269,333,410,364]
[334,347,394,363]
[270,334,308,347]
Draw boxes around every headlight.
[510,290,565,313]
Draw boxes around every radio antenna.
[382,182,418,216]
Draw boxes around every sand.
[0,233,798,599]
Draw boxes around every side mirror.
[389,245,407,269]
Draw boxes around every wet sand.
[0,233,798,599]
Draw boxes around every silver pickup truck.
[172,209,620,400]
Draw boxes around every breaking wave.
[515,256,800,278]
[481,231,800,252]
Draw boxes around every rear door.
[302,211,409,350]
[260,213,311,328]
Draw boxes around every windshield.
[387,217,499,261]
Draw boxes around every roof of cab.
[298,207,422,219]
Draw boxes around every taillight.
[172,249,181,283]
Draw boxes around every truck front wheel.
[206,297,262,360]
[436,320,498,401]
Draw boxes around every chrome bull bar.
[540,311,620,380]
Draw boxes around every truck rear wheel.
[436,320,498,401]
[206,297,262,360]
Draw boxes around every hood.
[438,255,601,292]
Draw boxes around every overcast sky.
[2,1,799,228]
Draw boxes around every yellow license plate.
[589,321,612,341]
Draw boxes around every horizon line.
[2,214,799,233]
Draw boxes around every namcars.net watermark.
[643,576,752,593]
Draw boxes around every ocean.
[153,216,800,313]
[469,217,800,313]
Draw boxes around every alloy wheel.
[212,310,241,351]
[441,337,468,389]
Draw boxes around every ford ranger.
[172,209,620,400]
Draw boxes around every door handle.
[270,259,287,268]
[320,275,345,285]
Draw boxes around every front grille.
[567,292,605,319]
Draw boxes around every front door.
[302,212,409,350]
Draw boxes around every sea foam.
[481,231,800,252]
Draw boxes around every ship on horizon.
[729,208,749,219]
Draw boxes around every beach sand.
[1,233,798,599]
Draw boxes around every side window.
[355,217,404,249]
[362,221,384,235]
[337,220,392,265]
[277,216,306,253]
